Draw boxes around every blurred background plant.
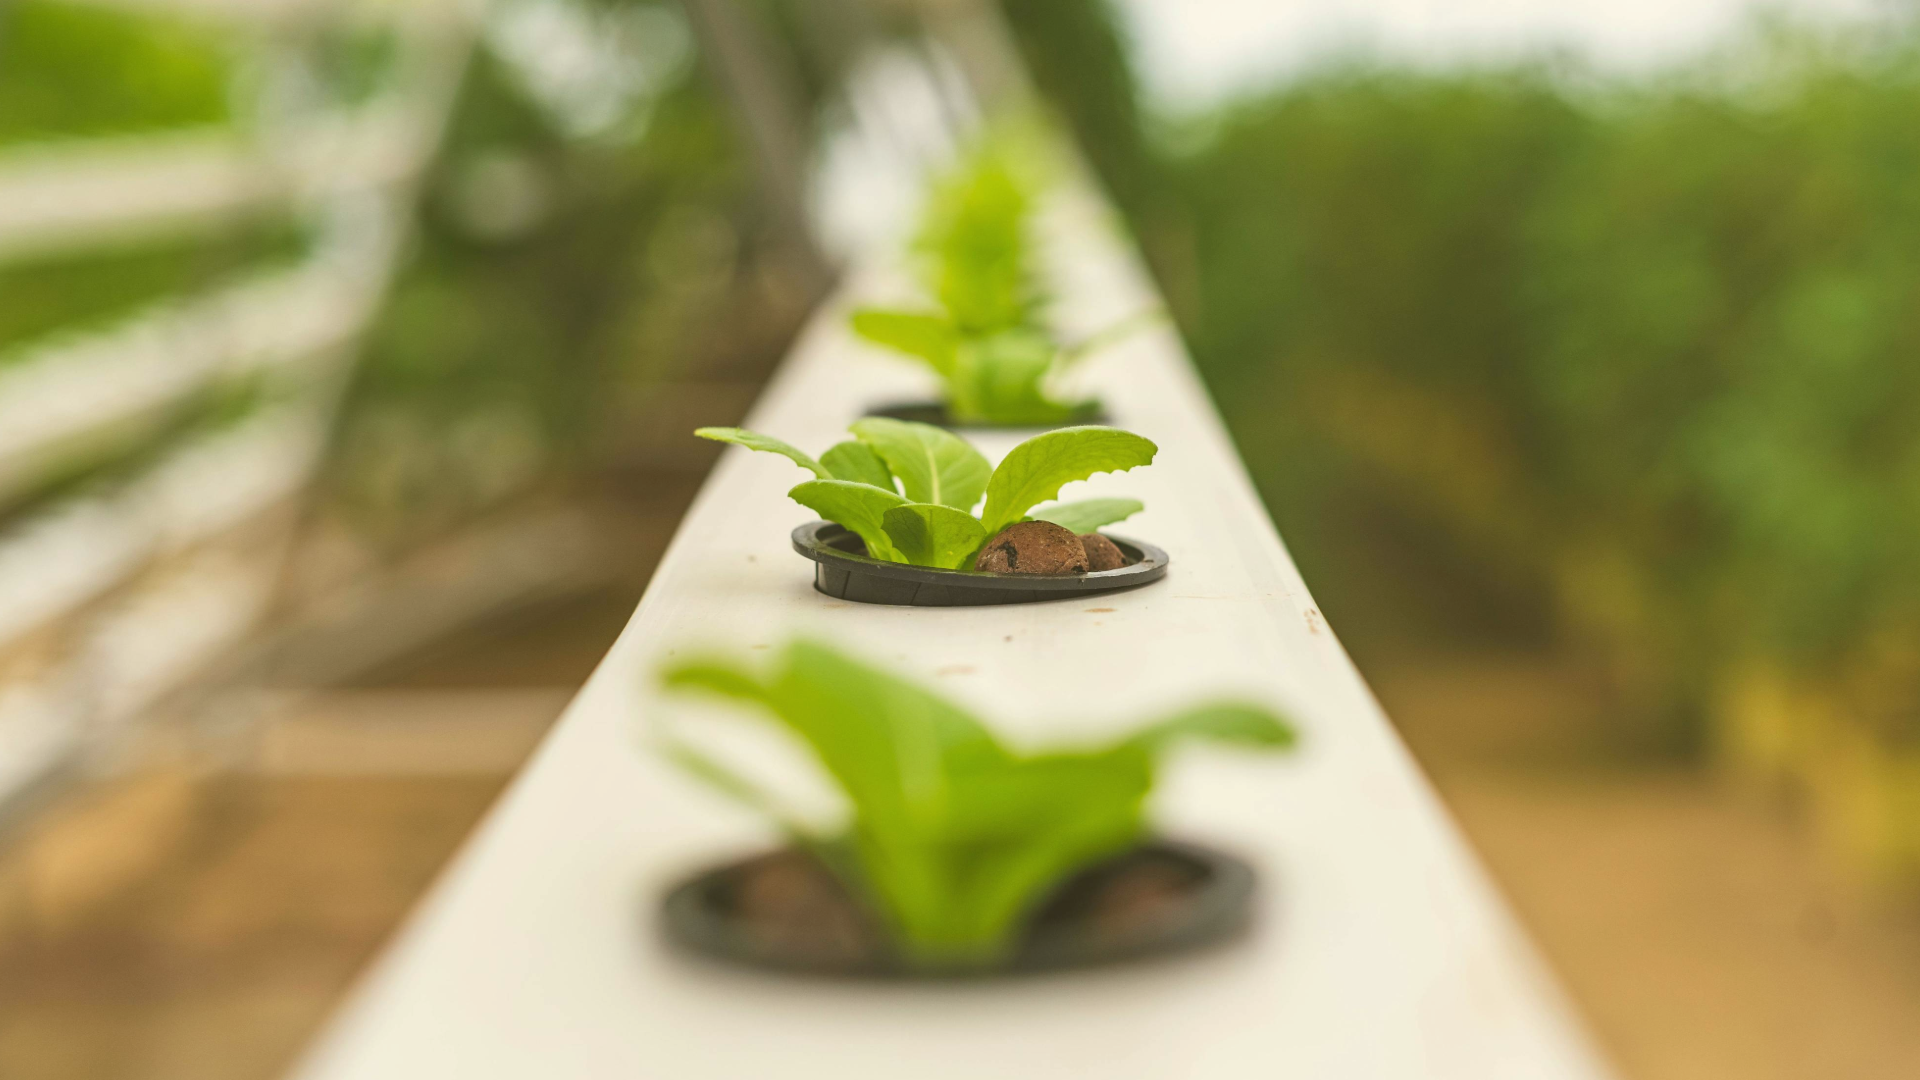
[0,0,234,143]
[1010,1,1920,855]
[847,130,1130,426]
[331,0,828,552]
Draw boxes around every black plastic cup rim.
[791,520,1169,607]
[863,399,1108,431]
[658,838,1257,980]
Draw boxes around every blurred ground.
[0,773,507,1080]
[1376,657,1920,1080]
[0,488,669,1080]
[6,571,1920,1080]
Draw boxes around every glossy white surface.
[294,192,1613,1080]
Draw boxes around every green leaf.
[789,479,910,563]
[663,643,1001,948]
[657,735,820,840]
[1029,497,1143,534]
[849,417,991,511]
[919,147,1040,336]
[849,309,959,376]
[768,641,1012,948]
[657,657,824,836]
[821,440,895,491]
[694,426,829,480]
[667,640,1008,828]
[1125,703,1298,754]
[915,745,1151,953]
[949,330,1074,426]
[882,503,989,569]
[1059,308,1166,367]
[943,782,1144,950]
[660,657,772,704]
[937,749,1150,845]
[979,426,1158,534]
[771,640,1010,812]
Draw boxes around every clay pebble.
[975,521,1089,574]
[1079,532,1128,571]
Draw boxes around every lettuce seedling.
[847,141,1151,426]
[658,639,1296,964]
[695,418,1155,569]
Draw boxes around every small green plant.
[658,638,1296,963]
[847,140,1145,425]
[695,418,1156,569]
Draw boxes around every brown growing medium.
[697,844,1209,972]
[1079,533,1127,571]
[974,521,1089,574]
[731,850,875,963]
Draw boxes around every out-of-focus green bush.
[1162,65,1585,641]
[1521,31,1920,742]
[0,0,235,144]
[1019,10,1920,750]
[329,0,836,547]
[0,0,847,553]
[0,222,310,361]
[0,0,325,540]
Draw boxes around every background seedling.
[848,138,1153,426]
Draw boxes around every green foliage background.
[0,0,233,144]
[333,0,845,548]
[1010,5,1920,746]
[0,0,831,560]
